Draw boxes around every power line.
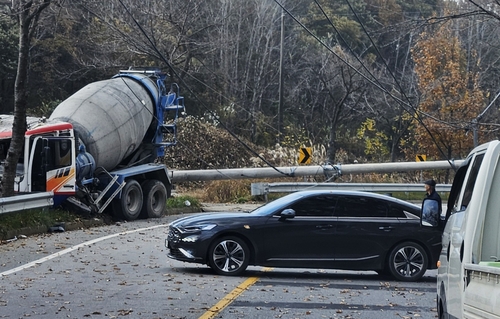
[115,0,295,178]
[275,0,481,167]
[273,0,414,111]
[341,0,451,162]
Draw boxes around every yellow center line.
[198,267,273,319]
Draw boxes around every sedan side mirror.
[279,208,296,219]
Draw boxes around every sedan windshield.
[249,192,305,216]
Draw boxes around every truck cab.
[437,140,500,319]
[0,117,77,202]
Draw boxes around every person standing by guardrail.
[421,179,442,227]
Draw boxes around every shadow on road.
[169,265,437,284]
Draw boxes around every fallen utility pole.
[170,160,463,182]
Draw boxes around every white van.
[437,140,500,319]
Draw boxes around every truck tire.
[141,180,167,218]
[113,179,143,221]
[388,241,428,281]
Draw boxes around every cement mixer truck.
[0,69,184,221]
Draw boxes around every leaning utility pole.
[277,8,284,144]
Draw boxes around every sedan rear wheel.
[388,241,428,282]
[208,236,249,276]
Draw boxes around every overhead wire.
[181,69,284,134]
[272,0,440,141]
[340,0,454,164]
[85,0,493,175]
[272,0,408,107]
[76,1,256,122]
[76,1,284,179]
[276,0,492,166]
[115,0,297,178]
[117,74,260,180]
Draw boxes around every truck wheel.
[141,180,167,218]
[387,241,428,282]
[208,236,249,276]
[113,179,143,221]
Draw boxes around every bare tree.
[198,0,284,143]
[284,44,368,163]
[1,0,51,197]
[458,2,500,138]
[467,0,500,21]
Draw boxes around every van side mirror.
[422,199,440,227]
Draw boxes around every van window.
[455,153,484,211]
[480,157,500,262]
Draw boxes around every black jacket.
[424,190,442,215]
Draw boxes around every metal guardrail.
[251,182,452,196]
[0,192,54,215]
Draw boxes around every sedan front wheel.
[388,241,428,282]
[208,236,249,276]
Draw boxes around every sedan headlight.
[200,223,217,231]
[181,223,217,233]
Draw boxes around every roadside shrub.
[166,195,201,209]
[203,180,252,203]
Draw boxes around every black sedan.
[166,190,442,281]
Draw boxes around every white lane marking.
[0,224,168,277]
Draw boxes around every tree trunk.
[327,127,337,164]
[1,0,51,197]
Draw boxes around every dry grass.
[174,180,252,203]
[203,180,252,203]
[173,169,450,204]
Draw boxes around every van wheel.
[438,289,448,319]
[113,179,143,221]
[141,180,167,218]
[438,301,445,319]
[388,241,428,282]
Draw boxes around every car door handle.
[378,226,394,232]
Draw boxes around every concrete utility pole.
[277,8,285,144]
[170,160,463,182]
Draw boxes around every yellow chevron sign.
[298,147,312,165]
[416,154,427,162]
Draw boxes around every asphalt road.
[0,204,439,319]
